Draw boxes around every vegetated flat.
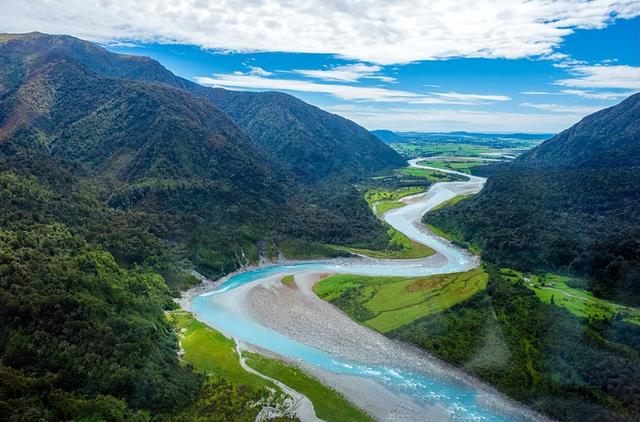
[374,200,406,215]
[168,310,270,386]
[385,132,546,160]
[244,353,373,422]
[431,194,473,212]
[399,167,467,182]
[168,311,296,421]
[499,269,640,325]
[314,268,488,333]
[170,310,372,421]
[281,274,295,286]
[364,186,427,206]
[332,227,435,259]
[417,159,487,174]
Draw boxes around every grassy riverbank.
[169,310,373,421]
[244,353,373,422]
[399,167,467,182]
[168,310,294,421]
[332,227,435,259]
[314,268,488,333]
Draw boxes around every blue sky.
[3,0,639,132]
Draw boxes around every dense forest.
[0,33,403,419]
[426,93,640,305]
[391,267,640,422]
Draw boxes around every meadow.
[499,269,640,325]
[314,268,488,333]
[244,353,372,422]
[331,227,435,259]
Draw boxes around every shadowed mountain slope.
[425,93,640,304]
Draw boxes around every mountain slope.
[425,93,640,304]
[0,32,404,184]
[519,93,640,168]
[204,89,406,182]
[0,33,397,419]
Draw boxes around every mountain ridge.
[425,92,640,304]
[0,32,404,183]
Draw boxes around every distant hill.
[396,131,553,140]
[426,93,640,305]
[371,129,404,142]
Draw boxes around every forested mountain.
[0,33,403,184]
[0,32,399,274]
[205,89,405,182]
[519,94,640,168]
[426,93,640,304]
[0,32,404,419]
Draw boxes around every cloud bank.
[195,73,510,104]
[2,0,639,64]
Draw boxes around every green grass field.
[332,227,435,259]
[374,200,405,215]
[431,194,473,211]
[417,159,486,174]
[389,142,535,159]
[170,310,372,420]
[314,268,488,333]
[499,269,640,325]
[364,186,426,206]
[399,167,467,182]
[244,353,372,422]
[168,310,272,387]
[365,186,425,217]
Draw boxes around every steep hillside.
[519,93,640,167]
[425,93,640,304]
[0,33,398,419]
[205,89,406,182]
[0,33,404,184]
[0,32,394,274]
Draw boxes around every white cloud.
[559,89,636,100]
[520,91,555,95]
[1,0,638,64]
[325,104,587,132]
[293,63,395,82]
[555,65,640,89]
[195,73,510,104]
[247,66,273,76]
[520,89,636,100]
[431,92,510,102]
[520,102,601,114]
